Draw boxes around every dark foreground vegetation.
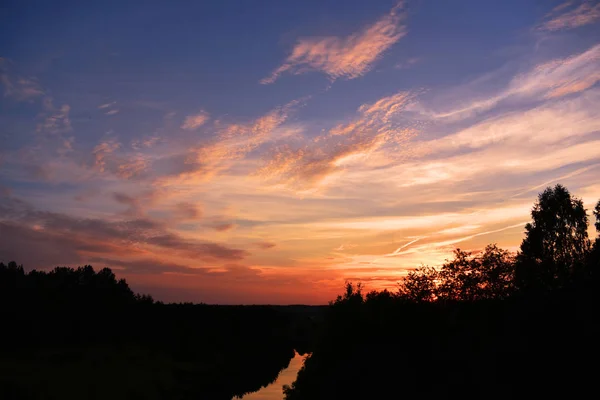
[0,266,322,399]
[284,185,600,399]
[1,184,599,399]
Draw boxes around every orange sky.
[1,1,600,303]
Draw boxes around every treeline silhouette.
[0,264,321,399]
[2,184,599,399]
[284,185,600,399]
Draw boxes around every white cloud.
[98,102,116,109]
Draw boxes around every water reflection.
[237,351,308,400]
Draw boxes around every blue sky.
[1,0,600,303]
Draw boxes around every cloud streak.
[0,196,247,263]
[418,43,600,121]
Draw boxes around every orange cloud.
[158,99,302,185]
[117,155,149,179]
[257,92,414,188]
[261,1,406,84]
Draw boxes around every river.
[237,351,308,400]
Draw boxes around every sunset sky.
[1,0,600,304]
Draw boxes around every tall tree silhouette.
[588,199,600,278]
[516,184,590,291]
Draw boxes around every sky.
[1,0,600,304]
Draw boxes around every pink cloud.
[539,0,600,31]
[181,111,210,130]
[262,1,406,84]
[92,140,121,173]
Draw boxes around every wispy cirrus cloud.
[258,92,414,188]
[411,43,600,121]
[98,101,119,115]
[425,88,600,154]
[181,110,210,130]
[98,101,116,109]
[336,91,600,192]
[37,98,72,134]
[261,1,406,84]
[158,99,303,184]
[539,0,600,31]
[0,58,44,101]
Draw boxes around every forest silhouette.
[1,184,599,399]
[0,264,319,399]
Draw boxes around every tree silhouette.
[476,244,515,298]
[0,261,310,400]
[397,266,438,302]
[398,245,514,301]
[587,199,600,279]
[0,261,25,289]
[516,184,590,291]
[594,199,600,233]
